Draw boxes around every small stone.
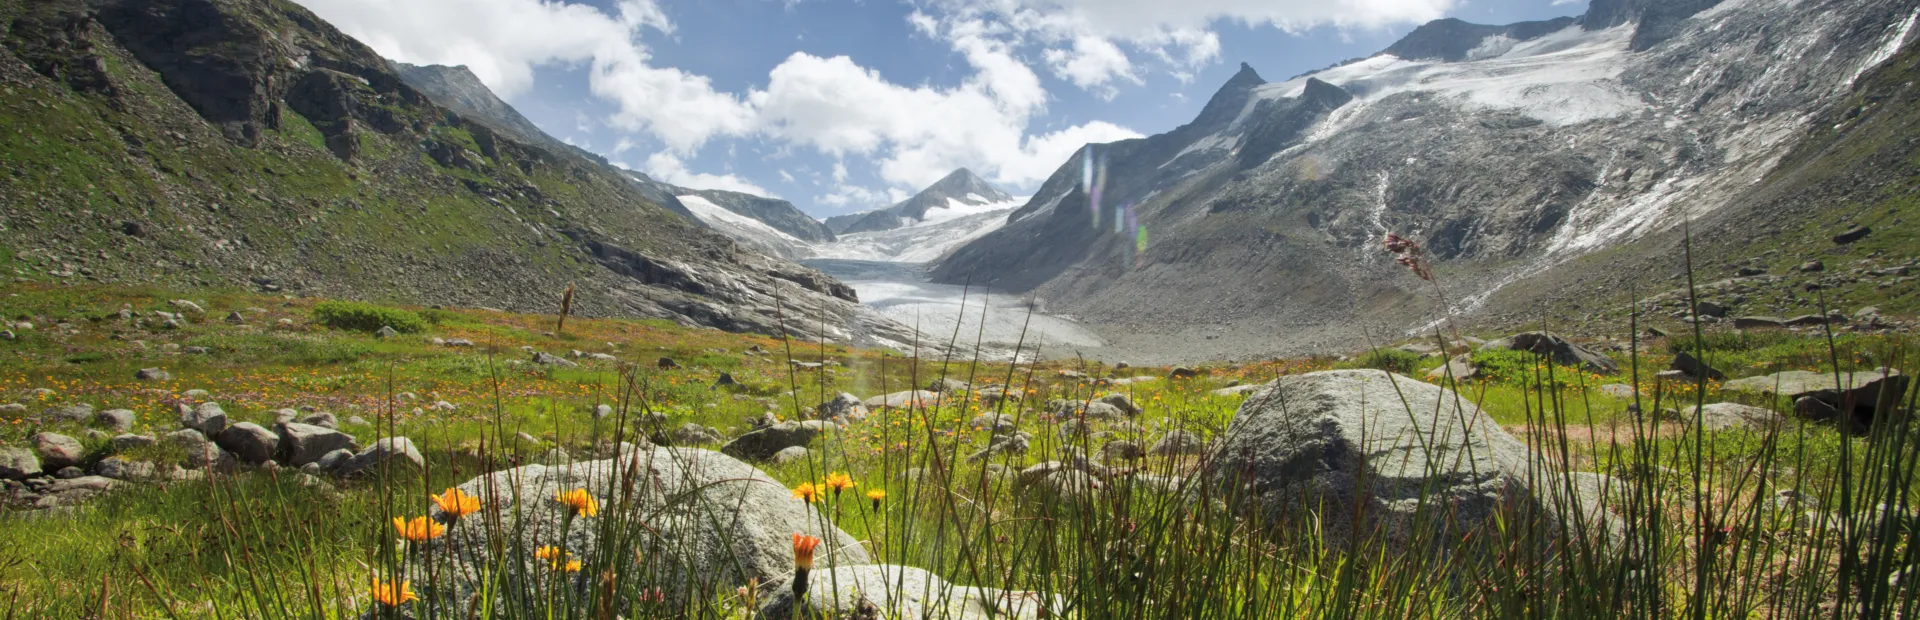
[713,372,740,389]
[532,351,577,367]
[224,311,245,325]
[592,404,614,419]
[299,412,338,429]
[375,325,399,339]
[1149,430,1207,456]
[770,446,811,464]
[216,423,280,465]
[134,368,171,381]
[1797,260,1825,273]
[111,434,156,452]
[335,437,424,477]
[0,447,41,480]
[1833,225,1872,244]
[95,409,136,432]
[33,432,87,470]
[53,466,84,480]
[346,416,368,426]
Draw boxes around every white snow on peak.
[814,197,1027,263]
[1248,24,1642,129]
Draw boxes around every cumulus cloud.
[1043,36,1140,98]
[294,0,750,152]
[643,153,776,197]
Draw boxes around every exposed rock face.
[1,0,918,353]
[754,564,1050,620]
[929,1,1915,359]
[436,447,869,606]
[1210,370,1616,547]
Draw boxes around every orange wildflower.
[370,577,418,606]
[430,488,482,520]
[791,482,822,503]
[393,516,445,542]
[556,489,599,517]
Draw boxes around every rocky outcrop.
[434,446,869,606]
[1209,370,1617,547]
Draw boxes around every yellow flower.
[824,473,856,496]
[866,488,886,510]
[536,545,565,561]
[562,559,583,573]
[393,516,445,542]
[556,489,599,517]
[792,482,822,503]
[431,488,482,520]
[370,577,417,607]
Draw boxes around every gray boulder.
[815,393,868,421]
[314,448,355,472]
[968,413,1018,434]
[278,423,355,466]
[1724,368,1908,431]
[669,423,723,445]
[1098,393,1143,417]
[755,564,1050,620]
[967,433,1030,462]
[0,447,41,480]
[110,434,155,452]
[437,446,869,606]
[927,377,971,393]
[1101,440,1145,462]
[532,352,578,368]
[1669,351,1726,382]
[863,390,937,409]
[770,446,811,464]
[44,403,94,423]
[1049,399,1126,421]
[336,437,424,477]
[1686,403,1787,432]
[1486,333,1618,375]
[216,423,280,465]
[1733,316,1787,329]
[721,422,829,462]
[95,457,156,480]
[167,429,236,472]
[95,409,136,432]
[299,412,339,429]
[33,432,86,471]
[1149,430,1207,456]
[1425,354,1477,381]
[1209,370,1617,548]
[179,402,229,436]
[134,368,171,381]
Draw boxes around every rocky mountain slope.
[0,0,914,348]
[833,169,1014,235]
[932,0,1920,360]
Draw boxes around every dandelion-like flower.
[791,481,822,503]
[866,488,886,511]
[556,489,599,517]
[824,473,856,497]
[393,516,446,542]
[791,533,823,600]
[370,577,417,607]
[431,488,481,521]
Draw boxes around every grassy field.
[0,283,1915,618]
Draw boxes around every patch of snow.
[815,198,1027,263]
[1259,25,1642,128]
[678,195,805,244]
[1466,34,1519,61]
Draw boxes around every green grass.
[1,283,1915,618]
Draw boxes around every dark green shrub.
[1469,348,1538,384]
[311,301,426,334]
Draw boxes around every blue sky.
[296,0,1590,217]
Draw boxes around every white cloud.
[1043,35,1140,98]
[817,185,895,210]
[643,153,776,197]
[778,170,797,184]
[293,0,750,152]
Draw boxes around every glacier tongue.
[812,198,1026,263]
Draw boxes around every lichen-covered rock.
[336,437,424,477]
[1209,370,1618,548]
[721,421,830,462]
[179,402,229,436]
[432,446,869,607]
[215,422,279,465]
[33,432,86,471]
[0,447,41,480]
[863,390,937,410]
[279,423,355,466]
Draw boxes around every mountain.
[931,0,1920,360]
[621,172,833,260]
[0,0,918,347]
[837,169,1014,235]
[391,63,591,163]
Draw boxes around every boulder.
[44,403,94,423]
[438,446,869,605]
[1694,301,1729,318]
[1833,225,1872,244]
[1487,333,1618,374]
[336,437,425,477]
[134,368,171,381]
[110,434,155,452]
[215,423,279,465]
[1101,440,1145,462]
[669,423,723,445]
[33,432,86,471]
[1211,384,1264,397]
[94,409,136,432]
[770,446,811,464]
[721,422,828,462]
[968,413,1018,434]
[299,412,339,429]
[1733,316,1787,329]
[1097,393,1143,417]
[374,326,399,339]
[532,352,577,368]
[1669,351,1726,382]
[0,447,41,480]
[1169,368,1201,380]
[1723,368,1908,431]
[1149,430,1207,456]
[967,433,1030,462]
[1597,384,1638,399]
[179,402,229,436]
[754,564,1051,620]
[167,429,235,472]
[313,448,354,472]
[713,373,741,389]
[1425,354,1477,381]
[592,404,614,419]
[1048,399,1127,421]
[927,378,971,393]
[1798,260,1825,273]
[656,357,680,369]
[863,390,937,410]
[1685,403,1788,432]
[1209,370,1618,548]
[95,457,156,480]
[279,423,353,465]
[815,393,868,421]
